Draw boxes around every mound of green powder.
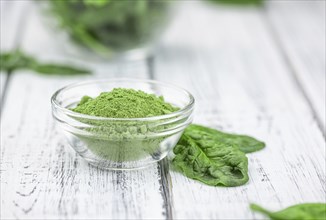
[69,88,181,164]
[72,88,179,118]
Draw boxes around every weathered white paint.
[1,1,325,219]
[0,2,166,219]
[1,73,167,220]
[154,2,325,219]
[266,1,326,133]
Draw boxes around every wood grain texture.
[0,2,166,219]
[266,0,326,134]
[154,2,325,219]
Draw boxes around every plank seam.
[146,56,174,220]
[0,73,11,115]
[147,55,155,80]
[158,159,174,220]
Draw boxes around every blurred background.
[1,0,325,75]
[1,0,325,129]
[2,0,270,61]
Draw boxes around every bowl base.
[87,159,162,171]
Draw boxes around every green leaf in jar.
[186,124,265,153]
[172,132,249,187]
[250,203,326,220]
[83,0,110,7]
[47,0,170,55]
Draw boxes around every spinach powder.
[71,88,179,162]
[72,88,179,118]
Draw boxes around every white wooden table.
[1,1,325,219]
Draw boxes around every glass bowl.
[41,0,174,60]
[51,79,195,170]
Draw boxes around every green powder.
[69,88,180,165]
[72,88,179,118]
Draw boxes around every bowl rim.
[51,78,195,121]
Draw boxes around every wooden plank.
[0,2,166,219]
[0,0,29,51]
[266,0,326,133]
[154,2,325,219]
[0,0,29,105]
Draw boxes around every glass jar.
[44,0,173,60]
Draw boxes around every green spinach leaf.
[31,64,91,75]
[0,50,35,72]
[186,124,265,153]
[250,203,326,220]
[0,50,91,75]
[172,132,249,187]
[172,124,265,187]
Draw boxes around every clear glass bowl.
[51,79,194,170]
[42,0,174,60]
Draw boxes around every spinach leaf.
[186,124,265,153]
[250,203,326,220]
[0,50,35,72]
[172,132,249,187]
[0,50,91,75]
[31,64,91,75]
[172,124,265,187]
